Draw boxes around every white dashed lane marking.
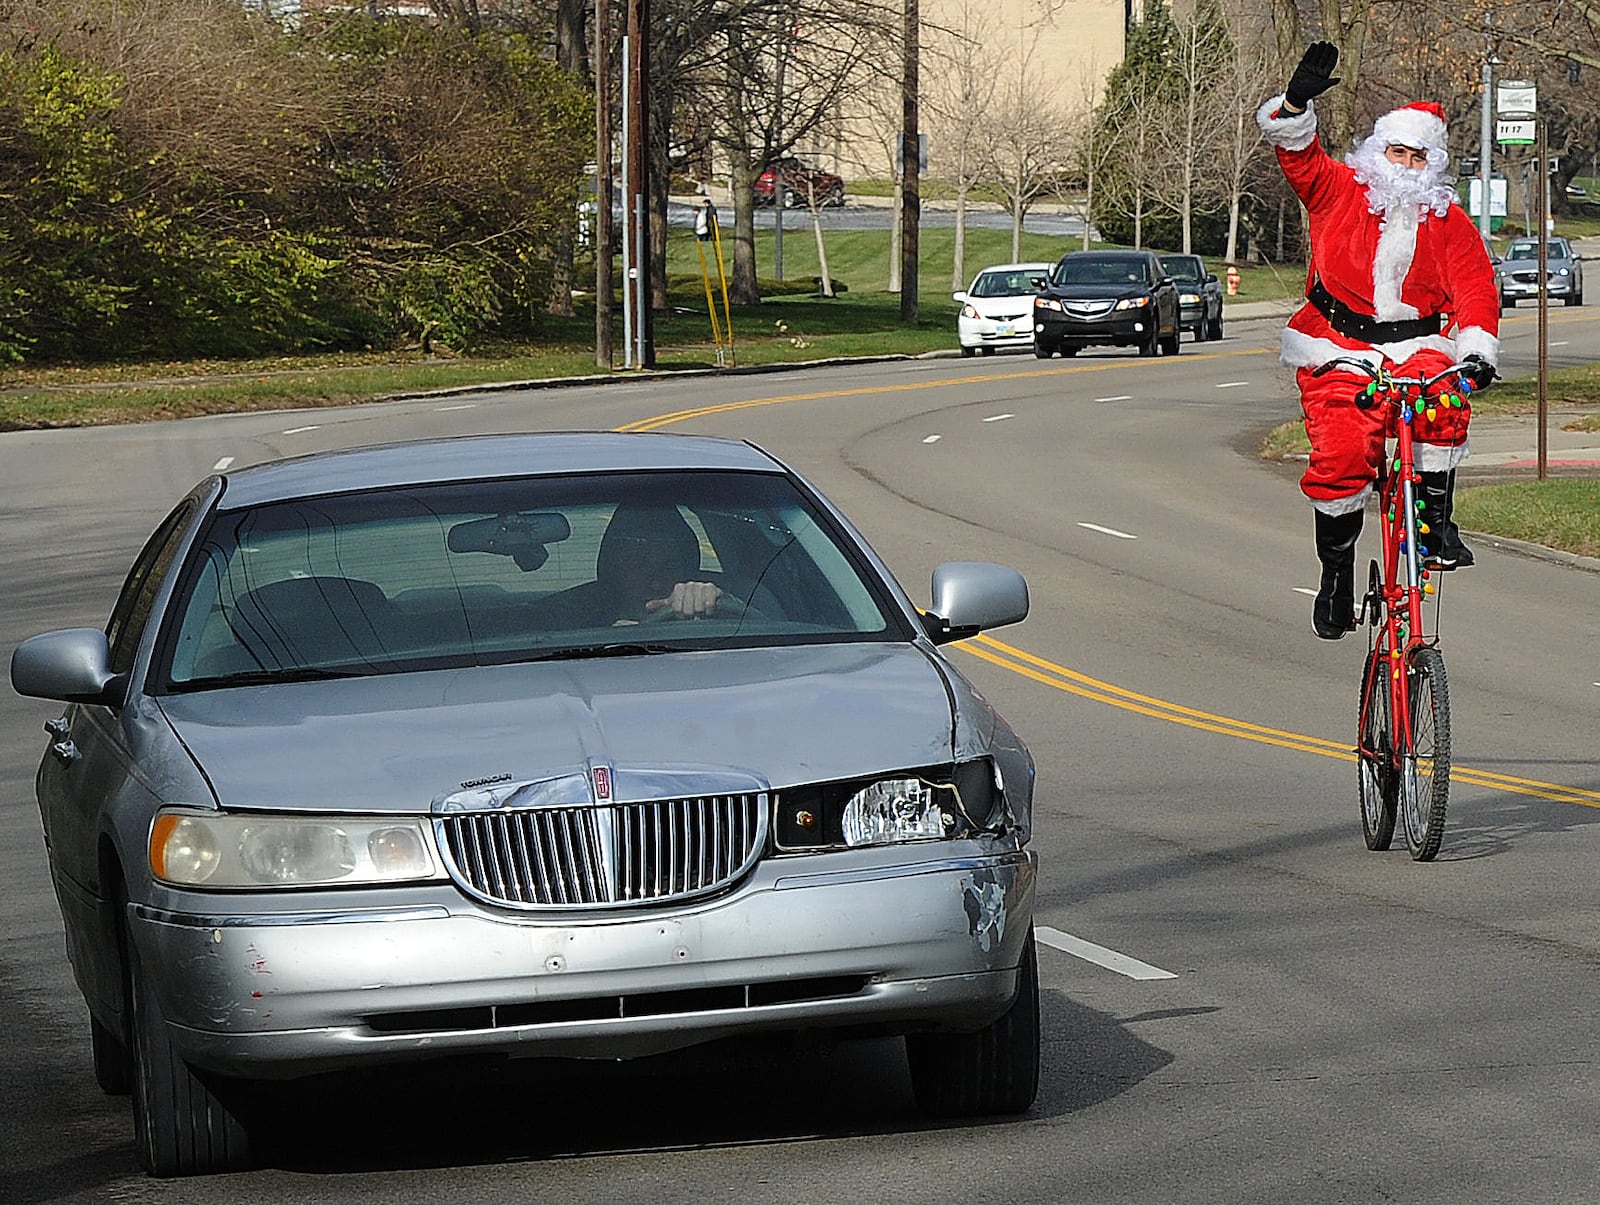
[983,413,1015,423]
[1095,395,1132,403]
[1078,522,1137,540]
[212,457,234,471]
[923,434,941,444]
[1292,587,1318,597]
[282,425,320,435]
[1216,381,1249,388]
[435,403,478,412]
[1037,926,1177,980]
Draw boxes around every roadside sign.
[1496,80,1537,117]
[1496,118,1535,145]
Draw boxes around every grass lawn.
[1456,479,1600,558]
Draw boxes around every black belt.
[1307,280,1442,343]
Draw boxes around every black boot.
[1312,508,1363,640]
[1419,470,1474,569]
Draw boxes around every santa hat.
[1372,101,1448,154]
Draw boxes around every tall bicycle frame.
[1315,357,1475,861]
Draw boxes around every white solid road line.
[1078,522,1137,540]
[435,403,478,412]
[1292,586,1318,597]
[1095,395,1133,402]
[1036,926,1177,980]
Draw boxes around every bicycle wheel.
[1399,646,1451,861]
[1357,647,1397,850]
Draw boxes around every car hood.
[1044,282,1150,301]
[968,296,1036,317]
[157,643,969,812]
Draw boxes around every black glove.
[1285,41,1341,111]
[1460,354,1496,391]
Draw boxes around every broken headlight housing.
[774,760,1002,851]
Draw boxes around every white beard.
[1344,136,1459,321]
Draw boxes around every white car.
[954,262,1053,357]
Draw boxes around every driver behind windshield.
[597,504,725,622]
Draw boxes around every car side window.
[106,503,194,676]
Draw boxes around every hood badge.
[459,772,513,790]
[592,765,613,802]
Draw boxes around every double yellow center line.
[966,634,1600,808]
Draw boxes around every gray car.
[10,431,1039,1177]
[1497,236,1585,307]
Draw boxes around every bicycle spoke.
[1400,647,1452,860]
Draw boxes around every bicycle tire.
[1399,645,1451,861]
[1357,647,1397,850]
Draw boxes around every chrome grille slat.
[439,793,767,910]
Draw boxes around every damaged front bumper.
[131,840,1037,1080]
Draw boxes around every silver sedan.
[10,431,1040,1177]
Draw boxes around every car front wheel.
[127,914,253,1175]
[1034,337,1056,359]
[1207,311,1224,341]
[906,927,1040,1117]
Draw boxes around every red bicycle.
[1311,356,1479,861]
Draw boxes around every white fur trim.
[1280,325,1459,372]
[1257,95,1318,152]
[1453,325,1499,367]
[1417,439,1470,471]
[1371,207,1421,321]
[1373,107,1447,154]
[1312,486,1373,517]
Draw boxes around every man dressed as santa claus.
[1258,42,1500,640]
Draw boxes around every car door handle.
[50,740,80,765]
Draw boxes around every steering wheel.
[640,591,750,623]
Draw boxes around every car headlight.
[1179,292,1200,304]
[961,303,980,319]
[775,761,1001,851]
[150,808,441,888]
[1557,267,1570,276]
[1034,297,1062,311]
[1114,296,1151,310]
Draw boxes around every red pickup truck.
[752,158,846,208]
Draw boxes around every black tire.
[1138,326,1158,357]
[1357,648,1397,851]
[1033,338,1055,359]
[1060,344,1078,357]
[906,927,1040,1118]
[91,1013,133,1095]
[128,922,253,1175]
[827,183,844,207]
[781,187,798,209]
[980,346,995,356]
[960,346,975,358]
[1206,312,1224,341]
[1399,646,1451,861]
[1160,329,1181,355]
[1500,294,1513,309]
[1564,291,1579,307]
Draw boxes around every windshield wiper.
[524,641,683,662]
[169,665,372,690]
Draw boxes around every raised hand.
[1285,41,1341,111]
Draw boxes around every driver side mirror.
[921,562,1029,644]
[11,628,127,707]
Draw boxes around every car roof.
[974,262,1052,274]
[1059,249,1153,260]
[216,431,785,510]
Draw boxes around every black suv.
[1158,254,1225,342]
[1032,250,1181,358]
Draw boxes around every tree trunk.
[952,187,967,292]
[546,0,588,317]
[728,155,761,305]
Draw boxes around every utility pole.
[1478,19,1496,241]
[594,0,614,368]
[900,0,919,325]
[626,0,655,368]
[1537,119,1549,479]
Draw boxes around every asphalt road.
[2,308,1598,1203]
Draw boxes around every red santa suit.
[1257,97,1501,514]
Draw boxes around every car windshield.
[1158,256,1205,282]
[1053,257,1150,287]
[970,270,1041,298]
[1505,241,1570,261]
[159,470,904,690]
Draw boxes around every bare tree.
[976,24,1071,261]
[922,0,1002,290]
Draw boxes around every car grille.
[1064,300,1115,318]
[1509,270,1560,284]
[437,793,767,910]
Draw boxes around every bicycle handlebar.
[1310,356,1477,411]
